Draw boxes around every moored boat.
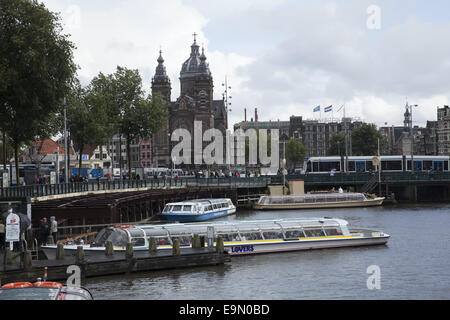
[41,217,389,258]
[253,192,384,210]
[157,198,236,222]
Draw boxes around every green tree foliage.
[0,0,76,183]
[351,123,384,156]
[328,132,346,156]
[66,80,112,175]
[89,66,168,179]
[285,138,307,169]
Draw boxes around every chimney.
[244,108,247,122]
[255,108,258,122]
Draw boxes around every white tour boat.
[157,198,236,222]
[41,217,389,258]
[253,192,384,210]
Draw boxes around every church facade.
[151,36,227,168]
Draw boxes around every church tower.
[151,50,171,167]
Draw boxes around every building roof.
[35,138,74,156]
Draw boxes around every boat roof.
[260,192,365,198]
[130,217,348,235]
[165,198,231,205]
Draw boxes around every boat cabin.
[257,193,368,205]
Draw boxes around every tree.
[351,123,384,156]
[285,138,307,169]
[328,132,346,156]
[90,66,168,179]
[66,80,112,176]
[0,0,76,183]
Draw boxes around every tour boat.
[40,217,389,258]
[253,192,384,210]
[156,198,236,222]
[0,282,93,300]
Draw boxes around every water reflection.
[84,203,450,300]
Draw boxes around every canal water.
[83,203,450,300]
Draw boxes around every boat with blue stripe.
[157,198,236,222]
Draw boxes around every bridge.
[1,172,449,247]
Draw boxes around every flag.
[313,106,320,112]
[324,105,333,113]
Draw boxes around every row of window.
[131,227,344,247]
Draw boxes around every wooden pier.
[0,244,230,284]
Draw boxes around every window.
[263,231,283,239]
[182,205,192,212]
[239,232,263,241]
[172,205,183,211]
[218,233,240,242]
[131,238,145,247]
[304,229,325,237]
[284,229,305,239]
[324,228,343,236]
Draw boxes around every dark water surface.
[83,203,450,300]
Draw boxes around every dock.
[0,246,230,284]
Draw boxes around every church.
[151,34,227,168]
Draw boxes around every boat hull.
[253,198,384,210]
[157,208,236,222]
[41,234,389,259]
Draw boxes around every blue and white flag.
[313,106,320,112]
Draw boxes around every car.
[0,282,93,300]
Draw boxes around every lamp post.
[409,104,419,173]
[222,76,232,172]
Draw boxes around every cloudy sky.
[41,0,450,129]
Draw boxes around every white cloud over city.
[41,0,450,129]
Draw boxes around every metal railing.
[0,176,273,199]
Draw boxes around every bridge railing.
[0,176,273,199]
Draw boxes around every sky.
[41,0,450,129]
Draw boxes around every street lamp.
[409,104,419,173]
[222,76,232,172]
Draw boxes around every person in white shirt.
[50,216,58,243]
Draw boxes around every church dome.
[180,36,211,79]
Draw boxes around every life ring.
[33,281,63,288]
[1,282,33,289]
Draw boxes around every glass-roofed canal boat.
[253,192,384,210]
[157,198,236,222]
[41,218,389,258]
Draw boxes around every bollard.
[46,235,54,245]
[172,239,180,255]
[216,237,224,253]
[56,243,65,260]
[5,249,12,265]
[148,237,157,254]
[23,251,32,271]
[192,234,201,249]
[75,246,85,264]
[105,241,113,256]
[125,243,134,259]
[200,236,205,248]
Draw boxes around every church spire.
[154,48,168,79]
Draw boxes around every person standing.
[38,217,49,246]
[50,216,58,244]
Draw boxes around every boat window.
[284,229,305,239]
[92,227,114,246]
[324,228,343,236]
[217,232,240,242]
[304,229,326,237]
[172,205,183,211]
[239,232,263,241]
[154,236,171,246]
[131,238,145,247]
[182,205,192,212]
[213,204,218,209]
[170,235,192,246]
[106,229,129,247]
[163,205,171,213]
[208,205,213,211]
[262,231,283,240]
